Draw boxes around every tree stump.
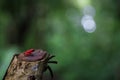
[3,49,57,80]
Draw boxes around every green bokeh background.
[0,0,120,80]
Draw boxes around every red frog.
[18,49,47,62]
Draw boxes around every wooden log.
[3,49,57,80]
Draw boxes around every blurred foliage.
[0,0,120,80]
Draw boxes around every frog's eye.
[24,49,34,56]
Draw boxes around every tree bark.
[3,49,57,80]
[3,55,45,80]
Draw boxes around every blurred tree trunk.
[112,0,120,80]
[3,0,48,48]
[4,0,35,46]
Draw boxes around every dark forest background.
[0,0,120,80]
